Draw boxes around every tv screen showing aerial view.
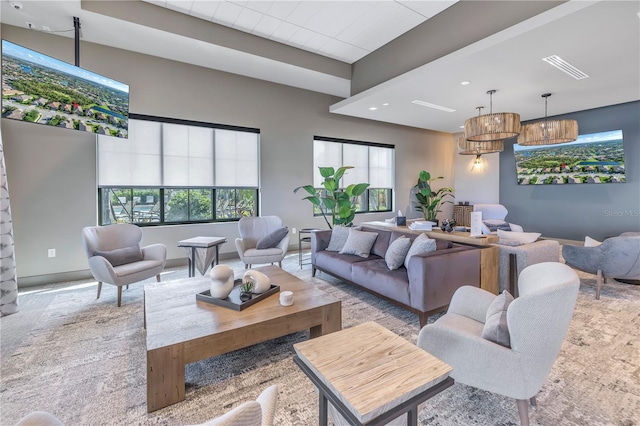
[1,40,129,138]
[514,129,625,185]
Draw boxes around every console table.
[294,321,453,426]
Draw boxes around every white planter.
[209,265,234,299]
[243,270,271,294]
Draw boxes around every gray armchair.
[235,216,289,269]
[81,224,166,306]
[562,233,640,299]
[417,262,580,426]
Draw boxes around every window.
[97,114,259,225]
[313,136,394,214]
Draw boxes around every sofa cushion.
[584,236,602,247]
[362,227,391,258]
[340,229,378,258]
[482,290,514,348]
[385,236,412,270]
[256,226,288,249]
[352,259,411,305]
[315,250,376,279]
[497,230,540,244]
[326,226,351,252]
[93,244,143,267]
[404,234,437,269]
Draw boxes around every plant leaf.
[319,167,335,178]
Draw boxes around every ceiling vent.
[411,100,456,112]
[542,55,589,80]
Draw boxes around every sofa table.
[178,236,226,277]
[144,265,341,412]
[294,321,453,426]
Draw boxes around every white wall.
[2,25,455,284]
[453,133,500,205]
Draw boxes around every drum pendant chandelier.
[457,136,504,155]
[464,90,521,142]
[517,93,578,146]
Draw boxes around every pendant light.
[457,135,504,155]
[464,90,520,142]
[517,93,578,146]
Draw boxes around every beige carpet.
[1,254,639,425]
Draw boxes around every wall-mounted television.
[514,129,625,185]
[1,40,129,138]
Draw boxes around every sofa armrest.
[407,246,481,313]
[311,230,332,264]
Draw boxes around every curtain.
[0,128,18,316]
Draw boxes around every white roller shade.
[369,146,394,188]
[313,140,342,187]
[215,130,259,187]
[342,144,368,187]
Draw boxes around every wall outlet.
[292,228,297,234]
[48,248,56,258]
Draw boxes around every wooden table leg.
[147,345,185,412]
[310,302,342,338]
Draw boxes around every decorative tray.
[196,279,280,311]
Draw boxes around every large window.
[97,114,259,225]
[313,136,394,214]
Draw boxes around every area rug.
[1,260,639,425]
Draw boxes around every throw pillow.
[483,220,511,233]
[385,236,412,270]
[326,226,351,252]
[495,239,523,247]
[497,229,541,244]
[482,290,514,348]
[584,236,602,247]
[93,244,143,267]
[404,233,437,269]
[256,227,288,249]
[339,229,378,258]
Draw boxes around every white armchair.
[81,224,166,306]
[417,262,580,426]
[193,385,278,426]
[235,216,289,269]
[474,204,524,234]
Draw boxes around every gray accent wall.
[1,25,453,284]
[499,101,640,241]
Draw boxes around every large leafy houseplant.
[412,170,454,222]
[294,166,369,229]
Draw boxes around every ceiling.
[1,1,638,134]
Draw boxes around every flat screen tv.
[1,40,129,138]
[514,129,625,185]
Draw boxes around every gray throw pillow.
[385,236,412,270]
[482,290,514,348]
[404,233,437,269]
[339,229,378,258]
[326,226,351,252]
[256,227,288,249]
[93,244,143,267]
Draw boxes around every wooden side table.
[178,236,226,277]
[293,322,453,426]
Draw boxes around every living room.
[1,0,639,425]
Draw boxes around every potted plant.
[294,166,369,229]
[412,170,454,224]
[239,277,255,301]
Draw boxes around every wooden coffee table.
[294,321,453,425]
[144,265,341,412]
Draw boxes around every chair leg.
[516,399,530,426]
[418,312,428,328]
[117,286,123,307]
[312,267,317,277]
[126,285,129,290]
[156,274,161,282]
[278,261,282,268]
[96,282,102,299]
[530,396,537,408]
[596,269,603,300]
[245,264,248,269]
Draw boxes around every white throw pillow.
[404,233,437,269]
[385,236,412,270]
[339,229,378,258]
[497,229,541,244]
[326,226,351,252]
[584,236,602,247]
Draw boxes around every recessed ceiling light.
[11,2,23,10]
[411,100,456,113]
[369,107,378,111]
[382,103,389,106]
[461,81,470,86]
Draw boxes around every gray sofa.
[311,225,482,326]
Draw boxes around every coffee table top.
[145,266,339,351]
[294,321,453,424]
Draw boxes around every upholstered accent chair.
[417,262,580,426]
[562,232,640,299]
[235,216,289,269]
[81,224,167,306]
[474,203,524,234]
[194,385,279,426]
[15,411,64,426]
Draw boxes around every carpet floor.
[1,253,639,425]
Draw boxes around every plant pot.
[239,292,252,302]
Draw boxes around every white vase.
[209,265,234,299]
[243,270,271,294]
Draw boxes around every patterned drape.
[0,129,18,316]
